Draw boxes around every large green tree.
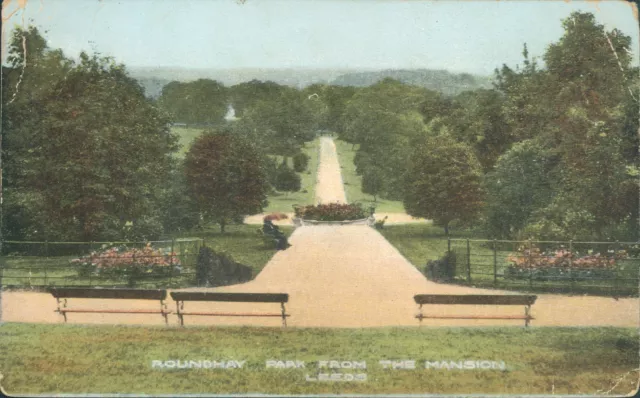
[343,79,428,200]
[444,89,511,171]
[158,79,229,125]
[184,131,268,233]
[158,79,228,125]
[3,27,178,241]
[238,88,319,157]
[484,140,558,239]
[404,135,484,235]
[491,12,638,240]
[228,80,287,118]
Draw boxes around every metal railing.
[0,239,205,289]
[441,238,640,297]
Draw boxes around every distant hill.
[128,67,494,99]
[128,67,355,98]
[330,69,494,95]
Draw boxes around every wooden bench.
[414,294,537,327]
[50,288,172,324]
[170,292,290,327]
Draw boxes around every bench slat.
[414,294,537,306]
[58,309,171,314]
[178,312,290,317]
[415,315,534,320]
[50,288,167,300]
[171,292,288,303]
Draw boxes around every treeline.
[330,69,493,96]
[337,12,639,241]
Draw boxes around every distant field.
[171,126,206,157]
[333,139,405,213]
[0,323,636,395]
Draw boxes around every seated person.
[263,219,291,250]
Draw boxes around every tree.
[160,166,202,234]
[228,80,286,118]
[493,43,556,143]
[2,27,178,241]
[444,89,512,171]
[158,79,228,125]
[484,139,557,239]
[404,135,484,235]
[184,131,268,233]
[274,162,301,195]
[342,79,428,200]
[361,167,384,202]
[292,152,310,172]
[240,88,319,157]
[490,12,638,240]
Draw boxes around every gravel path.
[315,136,347,204]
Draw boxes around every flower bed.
[71,243,181,280]
[505,246,626,281]
[294,202,367,221]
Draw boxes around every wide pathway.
[315,136,347,204]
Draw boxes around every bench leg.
[524,305,531,327]
[56,298,68,323]
[161,300,169,325]
[281,302,287,328]
[418,304,423,325]
[177,301,184,326]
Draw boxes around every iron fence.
[443,238,640,297]
[0,239,205,289]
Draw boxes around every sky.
[2,0,639,75]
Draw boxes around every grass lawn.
[333,139,405,213]
[379,224,639,297]
[263,138,320,213]
[171,126,206,157]
[0,323,637,395]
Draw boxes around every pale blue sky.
[2,0,639,75]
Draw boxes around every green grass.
[333,139,405,213]
[171,126,206,157]
[379,223,479,267]
[263,138,320,213]
[0,323,637,395]
[380,224,639,297]
[2,225,291,288]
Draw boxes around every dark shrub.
[292,152,310,172]
[425,251,457,282]
[274,163,301,193]
[196,246,252,287]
